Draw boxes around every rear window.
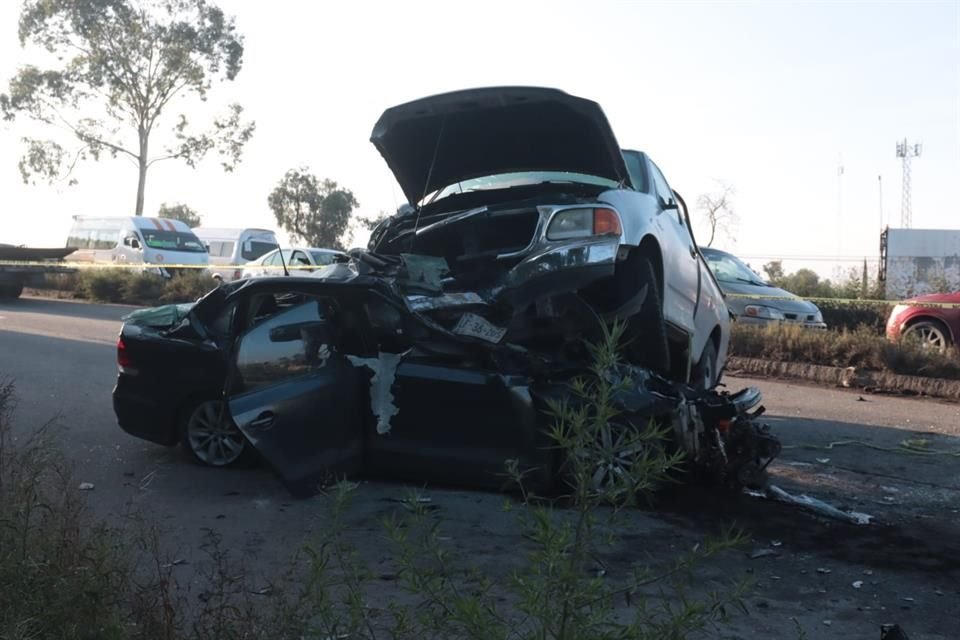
[242,240,278,261]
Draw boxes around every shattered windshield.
[141,229,207,253]
[426,171,619,205]
[702,250,767,286]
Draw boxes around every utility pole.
[896,139,922,228]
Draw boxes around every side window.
[235,299,330,392]
[621,151,650,193]
[221,241,235,258]
[291,250,310,266]
[264,252,280,267]
[648,162,675,208]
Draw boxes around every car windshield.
[426,171,619,205]
[141,229,206,253]
[703,250,767,286]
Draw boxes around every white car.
[368,86,730,388]
[240,247,348,279]
[192,227,279,282]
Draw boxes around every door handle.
[249,411,275,430]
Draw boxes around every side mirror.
[126,236,141,250]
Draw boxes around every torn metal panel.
[348,351,406,435]
[405,292,485,312]
[399,253,450,293]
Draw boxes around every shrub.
[158,270,216,304]
[729,322,960,380]
[0,381,130,638]
[818,300,893,333]
[74,269,134,303]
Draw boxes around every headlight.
[547,207,622,241]
[743,305,785,320]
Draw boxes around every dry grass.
[729,322,960,380]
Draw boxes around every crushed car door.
[226,293,361,495]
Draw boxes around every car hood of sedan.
[719,280,820,314]
[370,86,629,204]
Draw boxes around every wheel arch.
[903,315,955,344]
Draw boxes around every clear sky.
[1,0,957,279]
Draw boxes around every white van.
[191,227,279,282]
[66,216,209,276]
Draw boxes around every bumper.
[113,375,180,446]
[737,316,827,330]
[502,237,619,304]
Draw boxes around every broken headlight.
[547,207,622,241]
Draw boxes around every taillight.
[117,337,137,374]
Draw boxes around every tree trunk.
[135,127,148,215]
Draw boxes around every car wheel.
[624,255,671,374]
[903,320,952,353]
[692,341,718,390]
[181,399,253,468]
[562,420,663,501]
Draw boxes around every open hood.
[370,87,628,204]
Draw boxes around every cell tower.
[896,138,921,228]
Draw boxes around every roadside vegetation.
[0,327,755,639]
[729,322,960,380]
[32,270,215,306]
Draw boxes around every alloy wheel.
[186,400,246,467]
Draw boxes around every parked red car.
[885,292,960,353]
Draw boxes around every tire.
[903,320,952,353]
[692,341,718,390]
[180,398,256,468]
[624,256,671,374]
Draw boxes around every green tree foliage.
[1,0,256,215]
[157,202,201,227]
[268,168,359,250]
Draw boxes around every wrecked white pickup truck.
[112,87,779,496]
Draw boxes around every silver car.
[701,248,826,329]
[368,86,730,387]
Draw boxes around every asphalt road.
[2,295,958,639]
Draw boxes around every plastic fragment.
[78,482,95,491]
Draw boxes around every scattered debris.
[816,567,832,574]
[749,549,779,559]
[250,586,273,596]
[880,623,911,639]
[770,539,783,547]
[853,580,864,589]
[765,484,874,525]
[161,559,188,569]
[78,482,95,491]
[815,457,831,464]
